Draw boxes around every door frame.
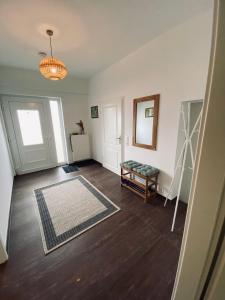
[0,102,15,176]
[203,212,225,299]
[172,1,225,299]
[0,234,8,264]
[0,94,68,174]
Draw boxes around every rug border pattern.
[34,175,120,254]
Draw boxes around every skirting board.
[158,189,174,201]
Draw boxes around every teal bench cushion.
[121,161,159,177]
[121,160,142,170]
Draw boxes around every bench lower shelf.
[121,183,146,200]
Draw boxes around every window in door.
[50,100,66,163]
[17,110,43,146]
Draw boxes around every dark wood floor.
[0,163,186,300]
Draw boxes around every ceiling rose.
[39,29,68,80]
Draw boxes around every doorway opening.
[166,100,203,231]
[1,95,68,174]
[102,99,122,175]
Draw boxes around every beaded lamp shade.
[39,57,67,80]
[39,29,68,80]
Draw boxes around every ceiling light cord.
[49,35,53,58]
[39,29,68,80]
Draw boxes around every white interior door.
[2,97,57,174]
[102,101,121,174]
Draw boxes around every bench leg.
[155,175,158,193]
[145,178,149,203]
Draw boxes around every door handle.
[116,137,122,142]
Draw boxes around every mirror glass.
[136,100,154,145]
[133,94,159,150]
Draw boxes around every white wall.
[0,66,89,163]
[88,11,213,198]
[0,108,14,248]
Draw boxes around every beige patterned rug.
[34,175,120,254]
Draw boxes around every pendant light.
[39,29,68,80]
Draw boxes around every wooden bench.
[120,161,159,203]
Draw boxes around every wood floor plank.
[0,163,186,300]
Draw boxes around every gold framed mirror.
[132,94,160,150]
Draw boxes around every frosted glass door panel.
[17,110,43,146]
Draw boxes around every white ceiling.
[0,0,212,78]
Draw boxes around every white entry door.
[102,101,122,174]
[2,97,57,174]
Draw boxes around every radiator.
[71,134,90,162]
